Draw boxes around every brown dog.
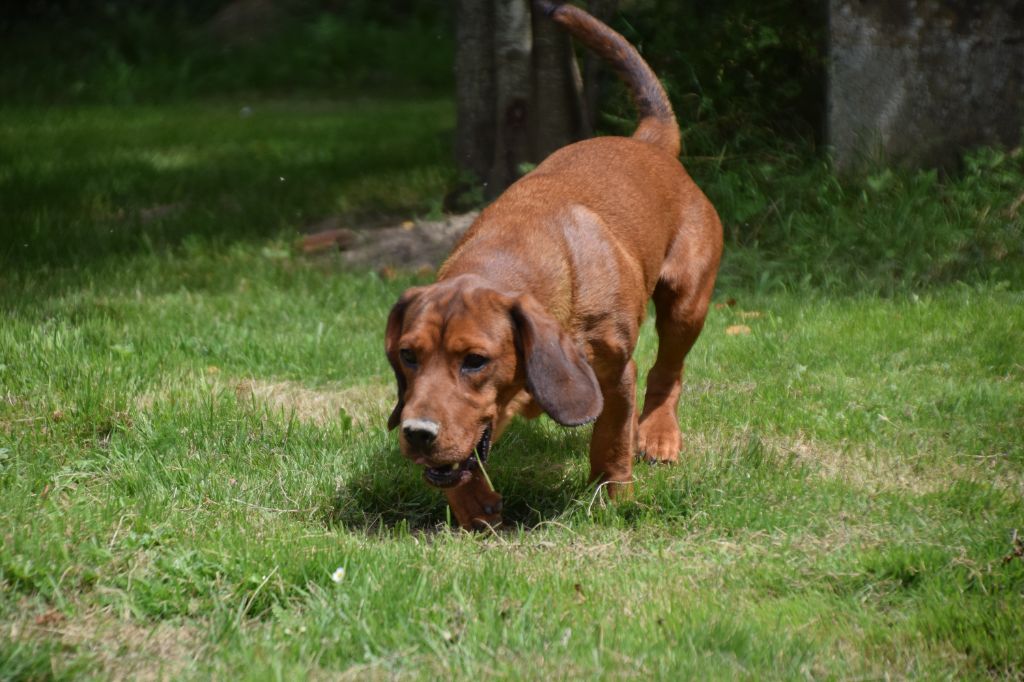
[385,1,722,529]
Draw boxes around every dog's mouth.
[422,425,492,489]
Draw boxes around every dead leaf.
[299,227,355,254]
[378,266,397,281]
[726,325,751,336]
[34,609,65,627]
[573,583,586,603]
[739,311,763,319]
[401,220,415,231]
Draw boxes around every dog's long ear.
[385,288,422,430]
[510,295,603,426]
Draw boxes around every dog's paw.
[637,414,682,464]
[443,472,503,531]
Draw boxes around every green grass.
[0,99,455,270]
[2,102,1023,679]
[693,146,1024,294]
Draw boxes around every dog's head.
[385,275,602,488]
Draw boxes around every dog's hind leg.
[638,200,722,463]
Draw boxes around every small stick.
[477,459,495,491]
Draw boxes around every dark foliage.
[0,1,455,104]
[603,0,826,154]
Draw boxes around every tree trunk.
[488,0,534,196]
[531,6,585,160]
[454,0,595,199]
[454,0,496,182]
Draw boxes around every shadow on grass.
[327,418,597,532]
[0,101,454,271]
[326,424,836,536]
[324,421,794,532]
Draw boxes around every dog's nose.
[402,418,439,449]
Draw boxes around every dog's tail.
[535,0,680,156]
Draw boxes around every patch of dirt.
[300,212,478,271]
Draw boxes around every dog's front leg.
[587,357,637,496]
[443,470,503,530]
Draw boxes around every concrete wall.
[828,1,1024,170]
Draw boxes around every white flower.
[330,566,346,583]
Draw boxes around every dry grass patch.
[687,430,1024,497]
[234,378,391,427]
[7,603,205,681]
[135,373,393,429]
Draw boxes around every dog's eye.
[399,348,418,367]
[462,353,489,372]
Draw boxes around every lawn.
[1,102,1022,679]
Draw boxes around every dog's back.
[442,139,694,308]
[440,2,711,315]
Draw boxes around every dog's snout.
[402,418,439,449]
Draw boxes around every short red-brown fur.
[385,2,723,529]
